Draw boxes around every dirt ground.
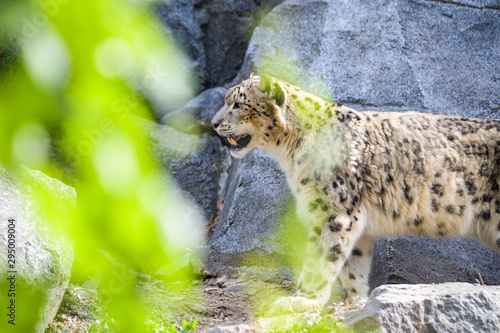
[197,274,295,332]
[46,271,295,333]
[46,284,99,333]
[46,261,368,333]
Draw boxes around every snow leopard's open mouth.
[224,134,252,150]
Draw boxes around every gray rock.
[369,236,500,291]
[166,133,230,225]
[206,324,255,333]
[188,302,208,315]
[242,310,252,317]
[0,167,75,333]
[137,117,231,225]
[190,245,208,276]
[240,0,500,117]
[161,86,226,132]
[155,0,284,89]
[226,284,245,293]
[207,149,300,274]
[345,283,500,333]
[238,266,294,284]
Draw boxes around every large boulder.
[345,283,500,332]
[161,86,226,133]
[369,236,500,290]
[0,167,75,333]
[207,149,297,275]
[155,0,284,90]
[240,0,500,117]
[137,117,231,227]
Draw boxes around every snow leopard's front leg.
[268,208,366,314]
[338,234,374,297]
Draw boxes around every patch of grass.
[260,313,371,333]
[58,288,98,320]
[48,278,205,332]
[46,284,101,332]
[146,319,197,333]
[86,317,198,333]
[139,278,204,325]
[267,315,355,333]
[87,313,118,333]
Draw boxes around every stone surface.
[0,167,75,333]
[161,86,226,133]
[345,283,500,333]
[166,133,230,225]
[136,117,231,225]
[369,236,500,291]
[240,0,500,117]
[205,324,255,333]
[206,149,299,275]
[155,0,284,90]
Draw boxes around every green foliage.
[57,288,97,321]
[265,314,359,333]
[0,0,201,331]
[145,319,197,333]
[87,313,118,333]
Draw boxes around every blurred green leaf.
[0,0,201,331]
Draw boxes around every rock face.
[206,149,298,275]
[161,86,226,132]
[240,0,500,117]
[165,132,230,225]
[345,283,500,333]
[369,236,500,290]
[155,0,284,90]
[137,117,231,226]
[0,167,75,333]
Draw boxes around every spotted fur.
[212,74,500,314]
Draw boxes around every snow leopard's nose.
[212,114,223,129]
[212,107,225,129]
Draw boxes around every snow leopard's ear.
[249,72,259,81]
[258,74,285,106]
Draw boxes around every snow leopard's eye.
[233,102,241,109]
